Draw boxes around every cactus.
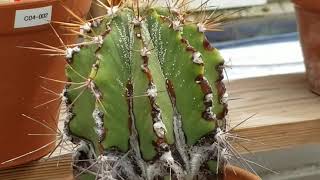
[61,1,229,179]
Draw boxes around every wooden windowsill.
[227,73,320,153]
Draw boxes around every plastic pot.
[293,0,320,95]
[0,0,92,169]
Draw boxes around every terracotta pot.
[293,0,320,95]
[224,165,260,180]
[0,0,92,169]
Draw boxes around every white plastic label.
[14,6,52,28]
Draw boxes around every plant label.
[14,6,52,29]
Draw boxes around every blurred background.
[205,0,304,81]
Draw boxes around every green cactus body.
[63,2,228,180]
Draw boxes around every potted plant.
[45,0,261,179]
[0,0,92,169]
[293,0,320,95]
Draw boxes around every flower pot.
[224,165,260,180]
[293,0,320,95]
[0,0,92,169]
[201,165,260,180]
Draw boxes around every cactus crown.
[62,0,228,179]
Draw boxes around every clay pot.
[293,0,320,95]
[0,0,92,169]
[224,165,260,180]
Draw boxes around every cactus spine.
[64,1,228,179]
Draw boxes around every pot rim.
[225,165,260,180]
[0,0,59,8]
[292,0,320,13]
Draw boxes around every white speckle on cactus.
[153,121,167,138]
[215,128,226,144]
[73,46,81,52]
[192,52,204,64]
[61,96,68,103]
[93,108,104,127]
[95,128,105,138]
[107,6,119,16]
[154,112,162,122]
[65,111,73,122]
[60,89,68,102]
[93,36,104,45]
[95,120,104,128]
[206,107,216,119]
[140,47,151,57]
[205,93,213,103]
[222,92,229,104]
[132,16,143,26]
[151,20,166,67]
[147,84,157,98]
[65,46,80,59]
[172,20,183,31]
[80,22,92,33]
[203,92,216,119]
[114,20,134,72]
[160,151,174,164]
[92,108,105,142]
[203,76,209,82]
[197,23,206,33]
[62,131,72,141]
